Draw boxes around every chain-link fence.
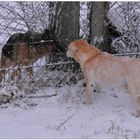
[0,2,83,89]
[0,2,140,93]
[108,2,140,56]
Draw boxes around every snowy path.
[0,82,140,138]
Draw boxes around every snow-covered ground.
[0,80,140,139]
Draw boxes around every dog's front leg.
[132,95,140,117]
[82,65,95,104]
[83,80,94,104]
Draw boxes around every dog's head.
[66,39,101,64]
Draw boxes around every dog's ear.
[69,43,78,53]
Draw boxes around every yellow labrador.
[66,39,140,117]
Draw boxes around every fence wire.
[108,2,140,55]
[0,2,140,92]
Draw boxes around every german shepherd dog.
[0,29,57,81]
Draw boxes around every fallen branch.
[56,113,75,130]
[26,93,57,99]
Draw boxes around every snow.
[0,80,140,139]
[0,2,140,139]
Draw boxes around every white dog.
[66,39,140,117]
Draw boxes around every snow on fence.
[0,1,140,92]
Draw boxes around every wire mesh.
[108,2,140,56]
[0,1,140,93]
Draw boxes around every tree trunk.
[49,2,80,52]
[90,2,110,52]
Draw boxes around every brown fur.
[0,42,56,81]
[66,39,140,117]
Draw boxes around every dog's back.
[2,33,30,60]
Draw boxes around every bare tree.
[0,1,50,46]
[49,2,80,52]
[90,2,109,51]
[0,2,49,34]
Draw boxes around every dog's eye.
[66,47,69,51]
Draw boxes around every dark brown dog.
[0,32,57,81]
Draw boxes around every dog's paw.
[83,100,92,105]
[132,111,140,117]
